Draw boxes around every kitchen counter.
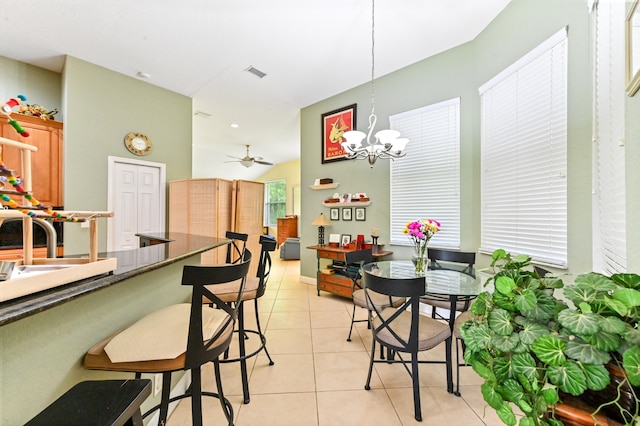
[0,232,229,326]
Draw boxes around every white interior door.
[107,156,166,252]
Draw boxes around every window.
[480,28,568,267]
[390,97,461,249]
[592,1,626,274]
[264,180,286,226]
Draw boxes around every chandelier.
[340,0,409,167]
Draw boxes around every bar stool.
[84,253,252,426]
[25,379,151,426]
[209,234,277,404]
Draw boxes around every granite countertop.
[0,233,229,326]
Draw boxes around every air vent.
[245,66,267,79]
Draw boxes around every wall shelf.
[323,201,371,208]
[310,183,339,190]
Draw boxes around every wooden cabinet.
[307,245,393,298]
[169,178,264,275]
[276,216,298,247]
[0,114,63,207]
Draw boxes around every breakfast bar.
[0,233,229,425]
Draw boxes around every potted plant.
[460,249,640,426]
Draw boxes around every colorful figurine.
[1,95,30,137]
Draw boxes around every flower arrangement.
[403,219,440,273]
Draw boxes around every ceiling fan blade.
[226,155,243,160]
[223,159,241,163]
[254,160,273,166]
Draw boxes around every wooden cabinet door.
[0,115,63,207]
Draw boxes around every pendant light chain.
[340,0,409,167]
[370,0,376,116]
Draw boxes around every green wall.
[0,257,200,425]
[300,0,594,279]
[62,57,193,255]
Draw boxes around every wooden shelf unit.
[307,245,392,298]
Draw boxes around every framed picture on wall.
[330,208,340,221]
[355,207,366,221]
[342,207,352,221]
[321,104,357,164]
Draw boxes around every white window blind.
[592,1,627,274]
[390,97,460,249]
[480,28,568,267]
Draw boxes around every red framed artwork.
[321,104,357,164]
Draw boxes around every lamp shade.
[311,213,331,227]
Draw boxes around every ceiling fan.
[225,144,274,168]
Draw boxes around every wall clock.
[124,132,152,156]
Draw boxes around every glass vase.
[412,245,428,276]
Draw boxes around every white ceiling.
[0,0,511,179]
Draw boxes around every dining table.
[361,260,483,395]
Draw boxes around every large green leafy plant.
[461,249,640,426]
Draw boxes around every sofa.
[280,237,300,260]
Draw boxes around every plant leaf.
[497,378,524,403]
[497,403,517,426]
[598,315,627,334]
[623,326,640,346]
[518,321,550,345]
[557,309,600,335]
[612,288,640,307]
[519,418,536,426]
[541,387,559,405]
[494,357,515,382]
[581,363,610,391]
[496,275,517,296]
[470,359,495,381]
[547,361,587,395]
[586,331,622,352]
[489,309,514,336]
[470,292,491,316]
[492,333,520,352]
[521,290,558,322]
[512,352,539,383]
[481,382,504,410]
[603,296,629,317]
[531,335,566,366]
[611,273,640,290]
[574,272,618,292]
[563,284,599,306]
[515,288,538,312]
[564,337,611,364]
[461,323,492,351]
[623,345,640,386]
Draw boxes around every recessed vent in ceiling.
[245,66,267,79]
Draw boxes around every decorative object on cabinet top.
[124,132,152,156]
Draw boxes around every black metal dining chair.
[421,248,476,320]
[362,269,452,422]
[345,248,397,342]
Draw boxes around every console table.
[307,245,392,298]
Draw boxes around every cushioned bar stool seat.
[25,379,151,426]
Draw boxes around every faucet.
[0,217,58,258]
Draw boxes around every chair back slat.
[255,235,277,298]
[182,250,252,368]
[225,231,248,264]
[427,248,475,267]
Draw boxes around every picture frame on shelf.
[321,104,357,164]
[342,207,352,221]
[329,233,341,245]
[330,208,339,221]
[355,207,366,221]
[341,234,352,247]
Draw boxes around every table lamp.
[311,213,331,246]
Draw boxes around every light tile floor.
[167,254,502,425]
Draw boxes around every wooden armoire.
[169,178,264,275]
